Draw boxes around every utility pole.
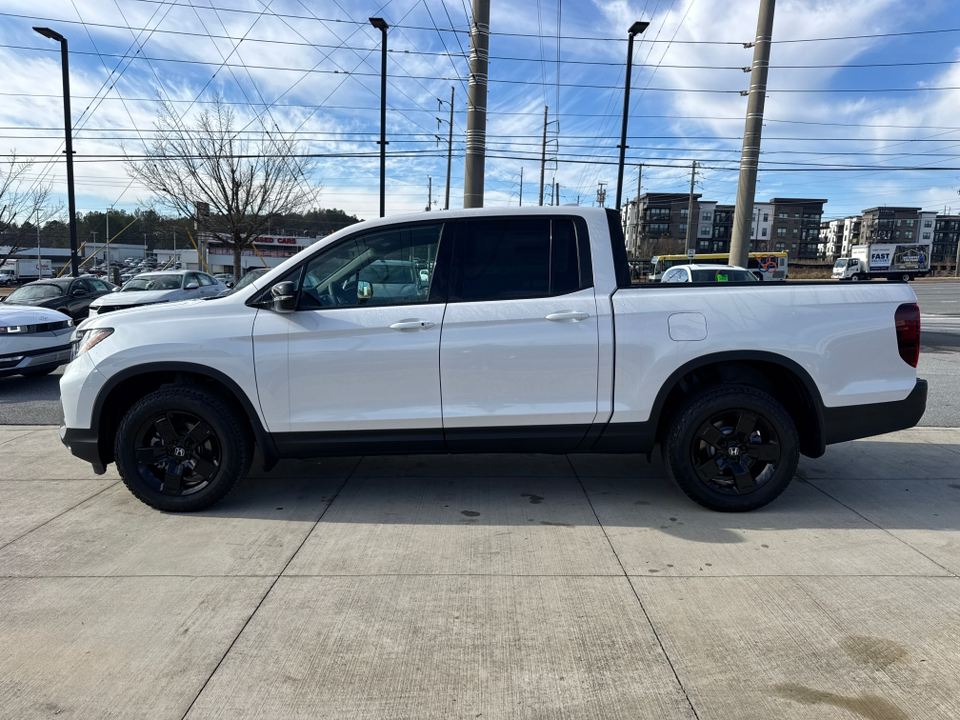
[463,0,490,208]
[635,164,643,252]
[539,105,548,206]
[426,176,432,211]
[105,208,110,270]
[596,182,607,208]
[550,177,555,206]
[555,181,559,206]
[685,160,697,253]
[37,208,41,278]
[445,87,454,209]
[730,0,776,268]
[519,167,523,206]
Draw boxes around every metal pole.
[729,0,776,268]
[954,233,959,278]
[685,160,697,253]
[370,18,389,218]
[427,176,432,211]
[445,86,453,210]
[463,0,490,208]
[555,181,559,206]
[616,22,649,211]
[539,105,547,206]
[635,163,642,252]
[105,208,109,272]
[37,208,41,278]
[519,167,523,206]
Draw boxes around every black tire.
[851,274,861,282]
[662,385,799,512]
[114,386,252,512]
[901,273,911,283]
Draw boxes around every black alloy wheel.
[663,385,799,512]
[133,410,222,497]
[690,409,781,495]
[115,386,251,511]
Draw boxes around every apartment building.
[933,215,960,264]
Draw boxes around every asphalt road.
[3,279,960,426]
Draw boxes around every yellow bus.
[648,252,788,281]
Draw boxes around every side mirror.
[185,282,200,290]
[270,281,296,313]
[72,289,86,297]
[357,281,373,301]
[226,281,234,289]
[111,286,121,292]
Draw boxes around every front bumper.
[823,378,927,445]
[0,343,73,378]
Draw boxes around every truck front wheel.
[851,274,861,282]
[662,385,799,512]
[114,386,252,512]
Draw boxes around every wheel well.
[655,359,824,457]
[96,370,258,465]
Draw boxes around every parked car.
[0,272,16,287]
[1,276,113,320]
[87,270,227,316]
[220,267,268,295]
[661,264,758,283]
[0,305,73,377]
[214,273,234,287]
[61,207,926,514]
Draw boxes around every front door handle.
[545,311,590,322]
[390,319,435,331]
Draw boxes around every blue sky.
[1,0,959,224]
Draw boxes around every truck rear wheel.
[114,386,252,512]
[662,385,799,512]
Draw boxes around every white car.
[0,272,15,287]
[0,305,73,378]
[661,264,758,283]
[87,270,227,316]
[60,207,926,514]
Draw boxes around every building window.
[701,212,712,221]
[763,213,769,222]
[777,228,786,237]
[793,228,798,236]
[700,225,711,235]
[925,220,933,228]
[679,224,687,235]
[778,212,787,219]
[698,240,711,251]
[775,242,786,251]
[680,208,688,218]
[762,228,768,237]
[906,219,915,227]
[923,232,931,240]
[905,231,913,239]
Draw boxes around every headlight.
[0,325,26,334]
[74,327,114,357]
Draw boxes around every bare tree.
[0,152,57,268]
[124,96,319,274]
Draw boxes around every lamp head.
[628,21,650,36]
[34,26,65,42]
[369,17,388,31]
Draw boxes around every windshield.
[834,259,848,268]
[6,284,63,301]
[122,275,183,292]
[227,269,268,294]
[691,269,757,283]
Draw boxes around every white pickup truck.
[60,207,926,513]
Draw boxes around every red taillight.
[894,303,920,367]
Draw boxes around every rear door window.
[453,217,588,302]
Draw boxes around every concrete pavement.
[2,426,960,719]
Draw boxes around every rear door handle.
[545,311,590,322]
[390,319,435,331]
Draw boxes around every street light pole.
[615,20,649,212]
[34,26,79,277]
[369,17,389,218]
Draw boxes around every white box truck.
[832,242,931,282]
[1,259,53,282]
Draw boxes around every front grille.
[0,319,72,334]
